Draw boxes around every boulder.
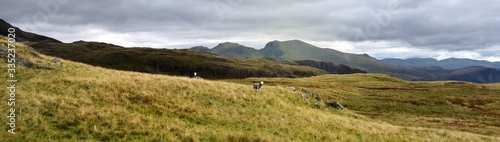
[28,47,40,58]
[52,58,61,66]
[301,88,321,101]
[312,93,321,102]
[37,65,51,69]
[325,100,344,109]
[0,45,34,68]
[312,103,320,109]
[300,93,309,102]
[286,86,296,92]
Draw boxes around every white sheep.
[193,72,203,80]
[253,81,264,91]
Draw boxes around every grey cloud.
[1,0,499,60]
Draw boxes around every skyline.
[2,0,500,61]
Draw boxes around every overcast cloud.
[1,0,499,61]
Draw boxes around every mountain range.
[191,41,500,83]
[191,41,433,80]
[0,19,335,79]
[30,41,333,79]
[3,36,499,141]
[1,19,499,83]
[382,58,500,70]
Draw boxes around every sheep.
[253,81,264,91]
[193,72,203,80]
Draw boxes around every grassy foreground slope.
[232,74,500,136]
[1,38,499,141]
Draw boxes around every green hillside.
[229,74,500,136]
[294,60,367,74]
[193,40,432,81]
[29,41,327,79]
[2,37,500,141]
[259,40,436,80]
[210,42,260,58]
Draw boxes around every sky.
[2,0,500,61]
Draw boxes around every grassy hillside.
[294,60,367,74]
[260,40,436,80]
[191,41,369,75]
[29,41,327,79]
[210,42,261,58]
[194,39,433,81]
[2,38,500,141]
[229,74,500,136]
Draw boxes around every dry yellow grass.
[1,37,499,141]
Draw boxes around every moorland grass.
[232,74,500,136]
[1,37,499,141]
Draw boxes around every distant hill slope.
[293,60,367,74]
[193,40,500,83]
[442,67,500,83]
[1,19,497,83]
[382,58,500,70]
[192,40,431,80]
[0,19,61,43]
[193,42,368,75]
[29,41,327,79]
[210,42,260,57]
[194,40,400,72]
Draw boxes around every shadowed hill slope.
[29,41,327,79]
[383,58,500,70]
[294,60,367,74]
[0,19,61,43]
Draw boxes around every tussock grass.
[231,73,500,137]
[1,37,499,141]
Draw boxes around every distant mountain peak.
[209,42,258,57]
[190,46,210,52]
[212,42,245,50]
[222,42,238,44]
[407,58,438,62]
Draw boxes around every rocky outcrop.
[312,103,320,109]
[301,88,321,101]
[286,86,296,92]
[300,93,309,102]
[0,45,34,68]
[52,58,61,66]
[325,100,344,109]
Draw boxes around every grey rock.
[19,59,34,68]
[0,45,34,68]
[301,88,321,101]
[286,86,296,92]
[325,100,344,109]
[300,93,309,102]
[37,65,51,69]
[312,103,320,109]
[312,93,322,102]
[28,47,40,58]
[52,58,61,66]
